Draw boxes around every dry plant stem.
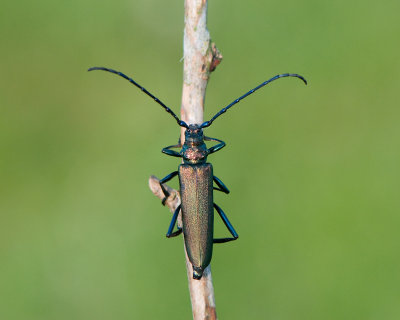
[149,176,180,213]
[181,1,221,320]
[181,0,222,141]
[149,0,222,319]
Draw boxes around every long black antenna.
[200,73,307,128]
[88,67,189,129]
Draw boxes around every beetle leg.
[162,143,182,158]
[213,175,230,194]
[159,171,179,205]
[213,203,238,243]
[205,136,226,155]
[166,205,182,238]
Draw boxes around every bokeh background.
[1,0,400,319]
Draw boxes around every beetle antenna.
[200,73,307,128]
[88,67,189,129]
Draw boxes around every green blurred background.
[1,0,400,319]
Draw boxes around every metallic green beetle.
[89,67,307,279]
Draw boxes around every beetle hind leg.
[213,203,238,243]
[166,204,182,238]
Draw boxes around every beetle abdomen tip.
[192,266,203,280]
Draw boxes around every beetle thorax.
[181,124,208,164]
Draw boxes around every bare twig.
[149,176,180,213]
[180,0,222,143]
[149,0,222,319]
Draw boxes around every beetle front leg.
[213,203,238,243]
[205,136,226,155]
[162,142,182,158]
[159,171,178,205]
[166,204,182,238]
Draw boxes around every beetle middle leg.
[213,203,238,243]
[166,204,182,238]
[213,175,230,194]
[159,171,178,205]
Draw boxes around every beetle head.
[184,124,204,145]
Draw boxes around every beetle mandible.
[88,66,307,279]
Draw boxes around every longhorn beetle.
[88,66,307,279]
